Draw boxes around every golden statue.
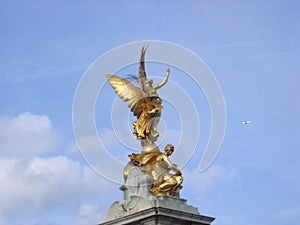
[106,46,169,145]
[106,46,183,197]
[129,144,183,196]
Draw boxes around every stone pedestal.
[99,166,215,225]
[100,207,215,225]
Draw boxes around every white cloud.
[0,155,117,224]
[0,112,235,225]
[0,112,61,159]
[0,156,81,215]
[75,204,104,225]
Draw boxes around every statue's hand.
[166,68,170,77]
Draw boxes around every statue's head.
[164,144,174,156]
[145,78,153,86]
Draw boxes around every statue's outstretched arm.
[162,154,180,173]
[153,68,170,90]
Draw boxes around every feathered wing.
[106,74,146,110]
[138,45,148,92]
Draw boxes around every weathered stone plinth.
[99,166,215,225]
[100,207,215,225]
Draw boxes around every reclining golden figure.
[129,144,183,196]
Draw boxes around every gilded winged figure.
[106,46,170,145]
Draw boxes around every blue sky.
[0,1,299,225]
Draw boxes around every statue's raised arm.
[138,46,170,98]
[106,46,169,145]
[153,68,170,90]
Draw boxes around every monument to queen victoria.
[99,46,215,225]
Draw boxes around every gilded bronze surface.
[106,46,183,197]
[106,46,169,144]
[129,144,183,196]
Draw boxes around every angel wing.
[106,74,146,110]
[138,45,148,93]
